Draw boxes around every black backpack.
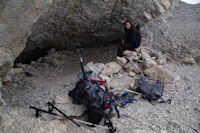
[136,76,171,104]
[69,71,119,129]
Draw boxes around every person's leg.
[124,42,135,51]
[117,44,125,57]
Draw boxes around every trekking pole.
[124,89,142,95]
[29,106,109,130]
[30,106,66,118]
[47,102,89,133]
[73,119,109,130]
[80,55,86,80]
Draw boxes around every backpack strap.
[107,100,120,118]
[104,115,116,133]
[159,97,171,104]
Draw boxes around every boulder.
[101,62,122,76]
[144,65,172,83]
[181,57,196,65]
[116,56,127,67]
[84,62,105,74]
[124,62,140,73]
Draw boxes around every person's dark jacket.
[124,24,141,50]
[117,24,141,57]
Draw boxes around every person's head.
[124,20,132,30]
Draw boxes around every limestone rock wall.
[0,0,53,81]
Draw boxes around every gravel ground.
[0,2,200,133]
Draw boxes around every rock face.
[0,0,53,82]
[16,0,178,63]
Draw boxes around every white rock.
[173,75,180,83]
[127,55,139,62]
[140,48,151,59]
[116,56,127,66]
[123,50,134,57]
[84,62,105,74]
[129,71,136,77]
[144,65,172,83]
[124,62,140,73]
[101,61,122,75]
[129,83,135,89]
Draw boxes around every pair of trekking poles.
[30,102,113,133]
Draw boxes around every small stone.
[194,56,200,63]
[129,71,136,77]
[140,48,151,59]
[173,75,180,82]
[101,62,122,75]
[118,73,123,78]
[31,61,36,65]
[194,107,200,112]
[151,124,157,129]
[129,83,135,89]
[123,50,133,57]
[161,130,168,133]
[181,57,196,65]
[156,55,167,65]
[127,55,139,62]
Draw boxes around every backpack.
[69,71,119,126]
[136,76,171,104]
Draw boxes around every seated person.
[117,20,141,57]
